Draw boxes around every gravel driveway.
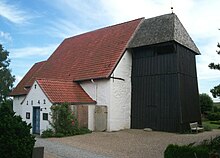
[36,129,220,158]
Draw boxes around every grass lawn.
[214,102,220,107]
[202,120,220,129]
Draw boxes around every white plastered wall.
[13,95,26,116]
[20,81,52,134]
[80,79,111,131]
[80,50,132,131]
[109,50,132,131]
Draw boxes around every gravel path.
[36,129,220,158]
[35,138,110,158]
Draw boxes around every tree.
[0,103,35,158]
[0,44,15,103]
[209,41,220,98]
[199,93,213,114]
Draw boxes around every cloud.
[0,31,12,42]
[43,0,112,38]
[47,19,85,39]
[0,0,31,24]
[98,0,220,92]
[9,44,58,59]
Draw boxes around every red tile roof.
[10,61,46,96]
[11,18,144,103]
[37,79,95,104]
[36,18,143,81]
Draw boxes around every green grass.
[214,102,220,107]
[202,120,220,129]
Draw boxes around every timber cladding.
[131,41,201,132]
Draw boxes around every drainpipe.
[91,79,97,102]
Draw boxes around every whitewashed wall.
[80,79,111,105]
[13,95,26,116]
[109,50,132,131]
[20,81,52,134]
[80,79,111,131]
[80,50,132,131]
[88,105,95,130]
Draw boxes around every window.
[26,112,30,119]
[43,99,46,104]
[34,84,37,89]
[156,44,175,55]
[43,113,48,120]
[26,101,28,105]
[38,100,40,104]
[31,100,33,105]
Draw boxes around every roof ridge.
[65,17,145,41]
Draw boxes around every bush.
[199,93,213,114]
[0,103,36,158]
[50,103,79,135]
[213,106,220,113]
[78,127,92,135]
[207,112,220,121]
[54,133,65,138]
[41,103,91,138]
[41,129,54,138]
[164,144,209,158]
[164,136,220,158]
[210,121,220,125]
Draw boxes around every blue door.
[33,107,40,134]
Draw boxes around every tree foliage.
[199,93,213,114]
[0,103,35,158]
[0,44,15,103]
[209,42,220,98]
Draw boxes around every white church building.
[11,14,201,134]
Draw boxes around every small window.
[26,112,30,119]
[31,100,33,105]
[34,84,37,89]
[38,100,40,104]
[156,44,175,55]
[43,113,48,120]
[26,101,28,105]
[43,99,46,104]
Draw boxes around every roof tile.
[37,79,95,104]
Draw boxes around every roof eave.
[52,101,97,105]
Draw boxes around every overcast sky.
[0,0,219,101]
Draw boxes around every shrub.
[54,133,65,138]
[41,129,54,138]
[0,103,36,158]
[41,103,91,138]
[50,103,79,135]
[213,106,220,113]
[210,121,220,125]
[164,136,220,158]
[199,93,213,114]
[207,112,220,121]
[164,144,209,158]
[78,127,92,135]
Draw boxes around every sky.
[0,0,219,101]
